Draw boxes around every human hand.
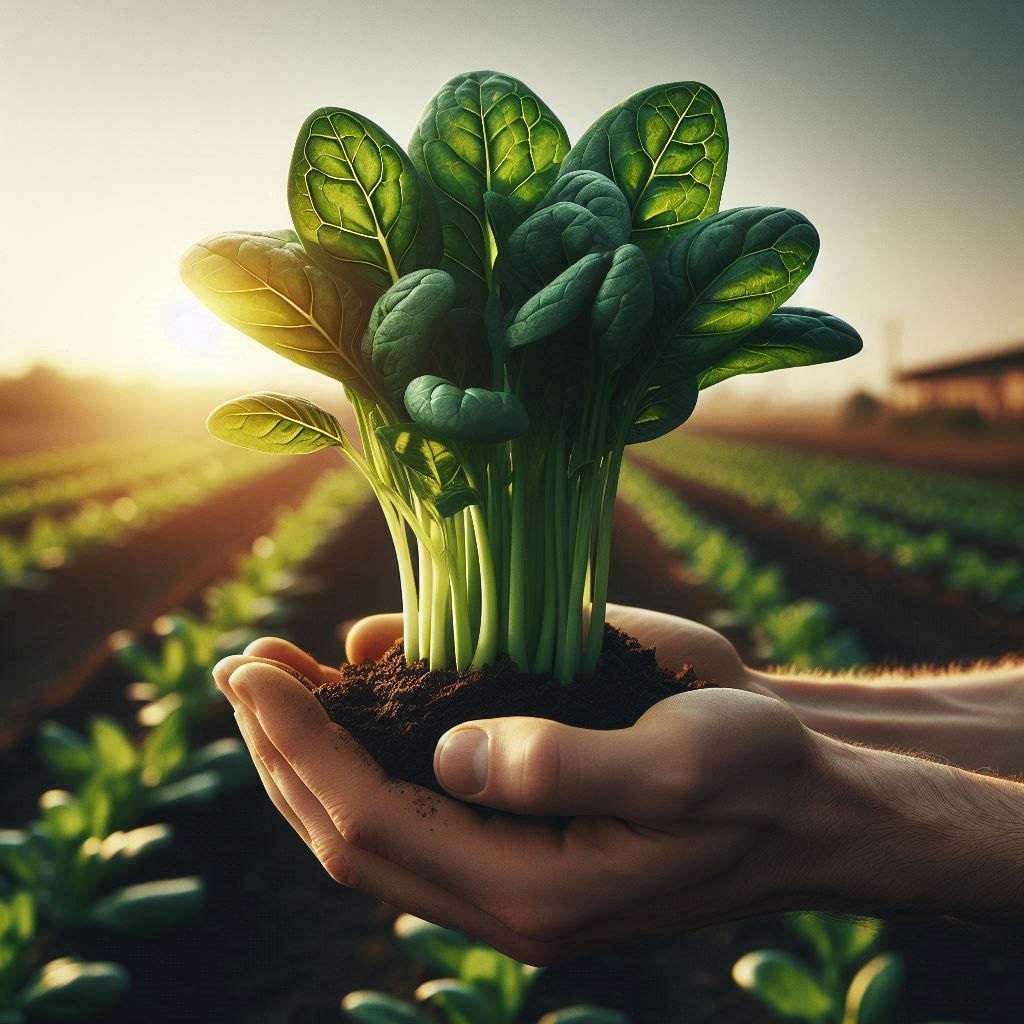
[213,631,836,965]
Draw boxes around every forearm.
[748,662,1024,776]
[798,736,1024,923]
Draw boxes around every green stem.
[469,503,498,667]
[417,538,432,663]
[583,444,624,672]
[507,440,530,671]
[445,518,472,671]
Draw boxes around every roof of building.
[897,341,1024,382]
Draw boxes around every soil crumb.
[310,625,701,793]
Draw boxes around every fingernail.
[436,728,488,796]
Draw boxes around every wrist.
[793,734,1024,923]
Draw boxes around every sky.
[1,0,1022,402]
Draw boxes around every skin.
[213,604,1024,966]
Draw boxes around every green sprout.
[182,71,862,680]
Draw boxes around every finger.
[228,661,565,909]
[234,706,311,847]
[235,693,564,966]
[345,614,403,663]
[433,710,693,819]
[243,636,341,686]
[212,654,318,709]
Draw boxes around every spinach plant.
[183,71,862,680]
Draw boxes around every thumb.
[344,613,404,664]
[433,716,667,819]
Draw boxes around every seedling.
[183,71,861,681]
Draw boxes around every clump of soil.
[310,624,702,793]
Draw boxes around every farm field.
[1,422,1021,1023]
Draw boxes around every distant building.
[894,341,1024,420]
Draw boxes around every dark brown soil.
[313,625,700,793]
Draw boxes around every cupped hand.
[212,607,834,965]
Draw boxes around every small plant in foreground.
[183,70,862,681]
[341,913,627,1024]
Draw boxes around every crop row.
[0,440,156,489]
[0,468,369,1021]
[0,452,275,592]
[641,437,1024,612]
[0,441,218,525]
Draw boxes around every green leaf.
[17,958,130,1020]
[183,738,254,789]
[147,771,223,809]
[482,192,528,254]
[732,950,834,1022]
[376,424,462,497]
[289,108,441,294]
[341,991,431,1024]
[655,206,820,373]
[405,376,529,444]
[87,717,137,777]
[363,270,456,409]
[140,709,188,786]
[98,824,174,870]
[844,954,904,1024]
[699,307,863,388]
[560,82,728,256]
[206,393,345,455]
[434,487,479,519]
[458,946,529,1016]
[503,202,614,302]
[538,1007,630,1024]
[504,252,609,349]
[626,375,698,444]
[414,979,498,1024]
[88,877,203,935]
[591,244,654,365]
[393,914,472,974]
[539,170,632,245]
[789,912,882,968]
[37,722,94,784]
[180,231,369,388]
[410,71,570,307]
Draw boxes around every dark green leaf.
[393,914,472,974]
[482,192,528,254]
[434,487,479,518]
[626,375,698,444]
[405,376,529,443]
[845,955,904,1024]
[505,252,609,349]
[538,1007,631,1024]
[457,946,529,1016]
[206,393,345,455]
[699,308,862,388]
[560,83,728,256]
[732,950,833,1022]
[410,71,570,307]
[17,958,130,1020]
[183,738,254,789]
[539,171,632,245]
[503,202,614,302]
[341,991,430,1024]
[363,270,456,409]
[789,912,882,967]
[376,424,462,500]
[180,231,369,388]
[99,825,174,869]
[290,108,441,294]
[37,722,94,784]
[147,771,223,808]
[414,980,498,1024]
[655,207,820,372]
[89,877,204,935]
[592,244,654,364]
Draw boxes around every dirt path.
[0,454,333,747]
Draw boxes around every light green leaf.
[98,824,174,869]
[140,708,188,786]
[699,308,863,388]
[560,82,728,256]
[376,424,462,499]
[790,912,883,968]
[393,913,472,974]
[180,231,369,388]
[88,717,137,776]
[503,202,614,302]
[458,946,529,1016]
[88,877,204,935]
[290,108,441,294]
[655,206,820,372]
[626,375,698,444]
[732,950,834,1022]
[17,958,130,1020]
[505,252,609,349]
[363,270,456,409]
[539,170,632,245]
[538,1007,630,1024]
[405,376,529,444]
[410,71,570,307]
[843,954,904,1024]
[414,979,498,1024]
[341,991,431,1024]
[207,393,345,455]
[37,722,94,784]
[592,244,654,364]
